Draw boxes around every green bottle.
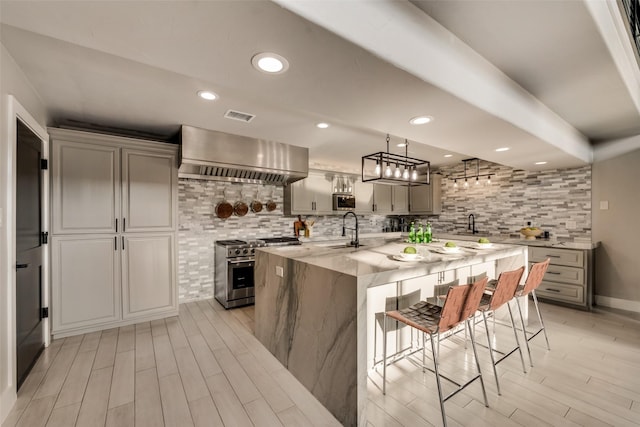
[408,221,416,243]
[425,222,432,243]
[416,222,424,243]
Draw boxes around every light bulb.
[464,180,469,188]
[487,176,492,185]
[394,164,401,178]
[385,164,392,177]
[411,169,418,180]
[453,180,458,188]
[475,177,480,185]
[374,162,381,175]
[402,168,409,179]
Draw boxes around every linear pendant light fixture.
[362,134,430,186]
[451,158,492,188]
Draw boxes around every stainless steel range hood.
[178,125,308,185]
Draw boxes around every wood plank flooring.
[3,299,640,427]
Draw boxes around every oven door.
[226,257,255,301]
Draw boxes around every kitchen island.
[254,239,527,426]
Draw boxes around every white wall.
[592,147,640,313]
[0,42,48,424]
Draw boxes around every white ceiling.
[1,0,639,174]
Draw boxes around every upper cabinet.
[409,174,442,214]
[51,130,177,235]
[284,170,334,215]
[354,180,374,213]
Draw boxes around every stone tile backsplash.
[428,161,592,240]
[178,162,591,302]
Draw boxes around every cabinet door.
[392,186,409,214]
[286,178,315,214]
[373,184,392,213]
[52,235,120,333]
[52,140,120,234]
[307,173,333,214]
[354,180,374,213]
[409,174,442,214]
[122,233,176,319]
[122,149,177,232]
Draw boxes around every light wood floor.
[3,299,640,427]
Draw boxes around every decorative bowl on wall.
[520,227,542,240]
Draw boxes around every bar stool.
[478,266,526,395]
[514,258,551,366]
[382,277,489,427]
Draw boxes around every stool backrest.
[461,276,488,320]
[489,266,525,311]
[521,258,550,295]
[438,284,470,332]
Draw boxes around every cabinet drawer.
[530,262,585,286]
[529,246,584,268]
[536,281,584,305]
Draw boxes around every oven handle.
[228,258,255,264]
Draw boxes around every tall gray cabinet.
[49,128,178,338]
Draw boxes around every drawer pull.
[546,271,561,275]
[546,254,561,258]
[544,288,561,292]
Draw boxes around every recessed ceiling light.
[444,154,453,158]
[535,161,547,165]
[409,116,433,125]
[397,143,406,147]
[197,90,218,101]
[495,147,510,152]
[316,122,329,129]
[251,52,289,74]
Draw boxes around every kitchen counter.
[254,237,527,426]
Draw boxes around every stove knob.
[243,248,249,255]
[235,249,241,255]
[251,248,255,255]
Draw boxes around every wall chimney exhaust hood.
[178,125,308,185]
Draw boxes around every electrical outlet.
[566,220,576,229]
[600,200,609,210]
[275,266,284,277]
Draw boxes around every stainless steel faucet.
[342,211,359,248]
[468,213,478,234]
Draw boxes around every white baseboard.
[595,295,640,314]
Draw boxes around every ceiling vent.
[224,109,256,123]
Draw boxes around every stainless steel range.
[214,237,301,309]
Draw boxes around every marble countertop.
[298,232,599,250]
[258,237,527,287]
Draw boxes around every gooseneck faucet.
[468,213,478,234]
[342,211,360,248]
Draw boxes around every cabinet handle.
[546,271,561,275]
[115,218,118,233]
[122,236,125,250]
[546,254,561,258]
[544,288,561,292]
[16,263,29,269]
[114,236,117,250]
[123,218,126,232]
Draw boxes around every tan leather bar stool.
[382,277,489,427]
[514,258,551,366]
[478,266,526,395]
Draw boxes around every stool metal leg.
[507,302,527,374]
[532,291,551,350]
[467,318,489,407]
[481,310,501,395]
[382,313,388,395]
[515,296,534,367]
[430,332,447,427]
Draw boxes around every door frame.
[1,95,49,414]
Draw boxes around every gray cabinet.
[284,170,333,215]
[529,246,593,310]
[354,180,374,213]
[409,174,442,214]
[371,184,408,214]
[49,128,178,337]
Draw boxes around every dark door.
[16,119,45,389]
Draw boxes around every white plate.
[475,242,493,249]
[433,247,463,255]
[392,254,424,262]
